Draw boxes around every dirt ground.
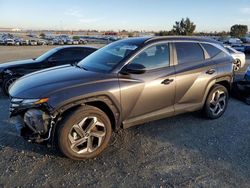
[0,46,249,187]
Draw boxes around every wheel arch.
[202,76,232,106]
[54,95,121,131]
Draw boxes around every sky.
[0,0,250,32]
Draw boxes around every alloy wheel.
[68,116,106,154]
[233,59,241,72]
[209,90,226,116]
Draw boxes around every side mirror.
[121,63,146,74]
[48,57,57,63]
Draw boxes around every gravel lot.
[0,46,249,187]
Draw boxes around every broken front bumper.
[10,108,53,143]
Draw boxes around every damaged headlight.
[24,109,50,135]
[10,98,49,108]
[22,98,49,105]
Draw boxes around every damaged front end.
[9,97,57,145]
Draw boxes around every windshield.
[35,48,58,61]
[77,40,139,72]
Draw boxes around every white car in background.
[6,38,15,45]
[29,39,38,45]
[73,40,79,45]
[224,45,246,71]
[228,38,242,44]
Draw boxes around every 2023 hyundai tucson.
[9,37,234,160]
[0,46,97,95]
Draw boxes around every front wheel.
[57,105,112,160]
[203,84,228,119]
[2,77,18,96]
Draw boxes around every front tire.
[57,105,112,160]
[2,77,18,96]
[203,84,228,119]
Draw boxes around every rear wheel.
[2,77,18,95]
[57,105,112,160]
[203,84,228,119]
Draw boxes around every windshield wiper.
[73,63,88,71]
[81,66,88,71]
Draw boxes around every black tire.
[203,84,229,119]
[56,105,112,160]
[2,77,18,96]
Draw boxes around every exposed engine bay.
[10,108,57,145]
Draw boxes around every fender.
[50,94,121,129]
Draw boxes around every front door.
[119,42,176,127]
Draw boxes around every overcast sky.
[0,0,250,31]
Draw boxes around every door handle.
[206,69,216,75]
[161,78,174,85]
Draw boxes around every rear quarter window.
[201,43,227,59]
[201,44,222,58]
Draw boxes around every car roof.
[144,36,221,44]
[53,45,98,51]
[119,36,222,46]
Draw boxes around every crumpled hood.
[0,59,36,69]
[9,65,111,98]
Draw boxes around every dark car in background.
[9,37,233,160]
[0,46,97,95]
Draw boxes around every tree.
[128,32,134,37]
[73,36,80,40]
[155,30,174,36]
[172,17,196,35]
[230,24,248,38]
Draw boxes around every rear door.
[119,42,176,127]
[173,42,218,113]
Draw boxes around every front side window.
[130,43,170,70]
[175,42,204,64]
[35,48,58,61]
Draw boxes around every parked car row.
[0,38,88,46]
[1,36,235,160]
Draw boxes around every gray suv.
[9,37,234,160]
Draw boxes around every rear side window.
[201,43,222,58]
[175,42,204,64]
